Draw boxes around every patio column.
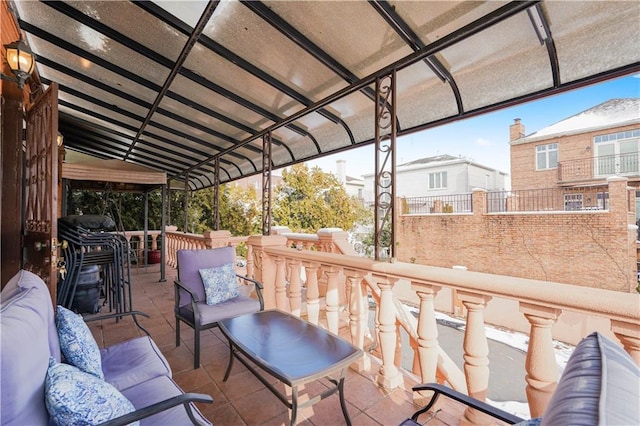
[374,274,403,389]
[262,132,272,236]
[458,291,492,424]
[374,70,397,261]
[520,303,561,418]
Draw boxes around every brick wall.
[396,178,637,293]
[510,123,640,191]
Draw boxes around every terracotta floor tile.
[233,387,288,425]
[209,401,247,426]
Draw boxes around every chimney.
[510,118,525,142]
[336,159,346,184]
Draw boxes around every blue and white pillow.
[56,305,104,379]
[199,263,239,305]
[45,358,138,426]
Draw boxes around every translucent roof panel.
[267,1,414,78]
[13,0,639,190]
[64,1,188,62]
[546,1,640,84]
[441,11,552,111]
[203,1,349,102]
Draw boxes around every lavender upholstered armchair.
[174,246,264,369]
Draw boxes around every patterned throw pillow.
[56,305,104,379]
[45,358,138,426]
[199,263,239,305]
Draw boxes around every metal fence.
[558,151,640,181]
[403,194,473,214]
[487,188,609,213]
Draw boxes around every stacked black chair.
[57,215,133,315]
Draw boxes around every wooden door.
[23,83,59,303]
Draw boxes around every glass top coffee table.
[218,309,363,425]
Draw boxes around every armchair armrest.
[83,311,151,337]
[408,383,524,425]
[174,279,201,303]
[97,392,213,426]
[236,274,264,310]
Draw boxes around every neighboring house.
[335,160,365,200]
[509,98,640,211]
[361,154,509,205]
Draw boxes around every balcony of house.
[557,151,640,185]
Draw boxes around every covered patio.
[2,0,640,425]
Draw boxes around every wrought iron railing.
[402,193,473,214]
[558,152,640,181]
[487,188,608,213]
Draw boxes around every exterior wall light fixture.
[2,38,35,89]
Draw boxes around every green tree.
[272,163,370,233]
[219,184,262,236]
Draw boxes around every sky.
[306,74,640,179]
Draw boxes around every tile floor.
[87,264,482,426]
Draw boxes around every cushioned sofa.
[0,270,213,425]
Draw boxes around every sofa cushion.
[121,375,211,426]
[541,332,640,425]
[56,305,104,379]
[101,336,172,391]
[200,263,239,305]
[0,270,60,426]
[45,358,138,426]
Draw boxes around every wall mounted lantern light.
[2,38,35,89]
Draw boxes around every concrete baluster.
[344,269,370,371]
[413,284,441,405]
[288,259,302,317]
[520,303,561,418]
[611,320,640,365]
[245,244,254,278]
[324,266,341,334]
[151,234,158,250]
[374,274,403,389]
[274,256,289,312]
[304,262,320,325]
[458,291,492,424]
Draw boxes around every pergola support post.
[160,183,166,282]
[374,70,397,261]
[143,191,149,266]
[262,131,272,235]
[183,172,189,233]
[213,156,220,231]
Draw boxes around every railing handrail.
[262,245,639,324]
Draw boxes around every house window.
[428,171,447,190]
[536,143,558,170]
[564,193,583,211]
[594,129,640,176]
